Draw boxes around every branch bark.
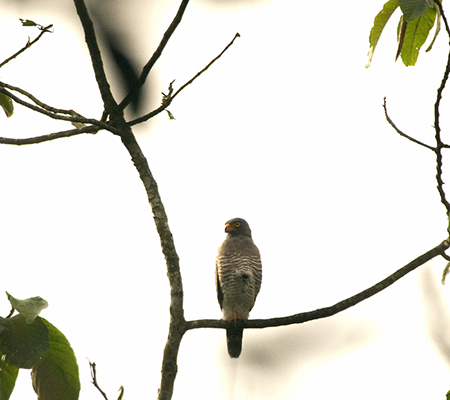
[434,0,450,233]
[73,0,118,117]
[118,0,191,111]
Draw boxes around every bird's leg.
[229,309,241,327]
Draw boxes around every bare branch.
[118,0,190,111]
[383,97,435,150]
[0,125,98,146]
[186,238,450,330]
[129,32,241,126]
[0,24,53,69]
[0,86,124,137]
[89,361,109,400]
[173,33,240,99]
[73,0,118,116]
[0,81,87,118]
[433,0,450,231]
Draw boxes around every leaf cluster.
[367,0,440,66]
[0,293,80,400]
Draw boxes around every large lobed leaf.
[399,0,432,21]
[32,318,80,400]
[0,358,19,400]
[400,6,437,65]
[366,0,399,68]
[367,0,438,67]
[0,315,49,369]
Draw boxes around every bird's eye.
[235,222,241,227]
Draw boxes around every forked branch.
[384,0,450,233]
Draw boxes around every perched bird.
[215,218,262,358]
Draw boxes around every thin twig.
[0,125,99,145]
[89,361,109,400]
[383,97,435,150]
[173,33,240,99]
[186,238,450,330]
[0,81,87,118]
[118,0,190,111]
[128,32,240,126]
[0,24,53,69]
[0,87,124,136]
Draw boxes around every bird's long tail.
[226,326,243,358]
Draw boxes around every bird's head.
[224,218,252,237]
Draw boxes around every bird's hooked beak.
[225,223,235,233]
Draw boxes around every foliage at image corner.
[367,0,440,67]
[0,292,80,400]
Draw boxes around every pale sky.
[1,0,450,399]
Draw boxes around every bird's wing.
[215,263,224,309]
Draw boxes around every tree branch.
[128,32,240,126]
[171,32,240,99]
[117,130,185,400]
[118,0,190,111]
[0,86,124,137]
[186,238,450,330]
[383,97,435,151]
[0,81,87,118]
[0,23,53,69]
[89,361,109,400]
[73,0,118,116]
[0,125,99,146]
[433,0,450,233]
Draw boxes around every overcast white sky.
[1,0,450,399]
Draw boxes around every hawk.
[215,218,262,358]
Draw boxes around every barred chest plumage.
[216,253,262,321]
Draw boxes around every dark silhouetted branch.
[0,125,99,146]
[0,23,53,69]
[0,86,124,137]
[129,32,240,126]
[73,0,118,116]
[118,0,190,111]
[433,0,450,232]
[186,238,450,330]
[383,97,435,150]
[89,361,109,400]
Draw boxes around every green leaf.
[0,357,19,400]
[32,318,80,400]
[166,109,176,120]
[6,292,48,324]
[366,0,400,68]
[442,261,450,284]
[399,0,431,22]
[0,315,49,369]
[400,6,437,66]
[426,5,441,52]
[117,386,124,400]
[0,93,14,118]
[19,19,38,27]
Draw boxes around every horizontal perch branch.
[186,238,450,330]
